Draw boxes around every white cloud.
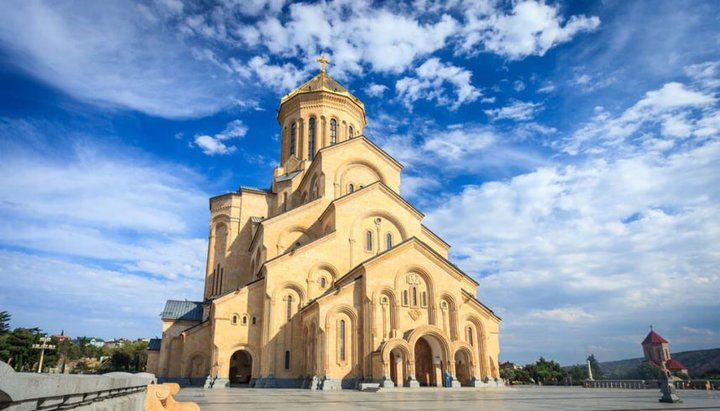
[422,73,720,362]
[252,3,458,75]
[395,58,481,110]
[529,307,596,323]
[193,119,248,156]
[566,80,717,155]
[400,174,441,200]
[485,100,543,121]
[458,0,600,59]
[425,141,720,361]
[0,0,238,118]
[366,83,389,97]
[0,250,201,339]
[195,135,237,155]
[0,122,209,281]
[372,120,549,181]
[232,55,311,93]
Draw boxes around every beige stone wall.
[156,71,502,388]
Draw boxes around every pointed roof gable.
[642,330,669,345]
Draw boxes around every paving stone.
[175,386,720,411]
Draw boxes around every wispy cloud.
[0,0,240,118]
[0,119,209,281]
[564,75,717,155]
[485,100,543,121]
[422,74,720,362]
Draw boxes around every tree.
[0,311,10,335]
[587,354,603,379]
[525,357,567,384]
[567,365,588,384]
[0,327,42,371]
[500,367,516,383]
[626,363,665,380]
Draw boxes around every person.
[444,370,451,388]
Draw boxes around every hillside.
[598,348,720,378]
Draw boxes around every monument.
[147,56,502,390]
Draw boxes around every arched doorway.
[455,349,472,386]
[229,350,252,385]
[414,336,446,387]
[389,347,406,387]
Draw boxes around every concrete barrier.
[584,378,720,390]
[0,361,154,411]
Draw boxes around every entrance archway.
[414,336,446,387]
[415,338,433,386]
[229,350,252,384]
[389,347,407,387]
[454,349,472,386]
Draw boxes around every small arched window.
[348,184,354,194]
[319,277,326,288]
[308,117,316,160]
[339,319,346,362]
[231,315,238,325]
[412,287,418,306]
[349,126,354,138]
[468,327,474,346]
[402,290,408,306]
[386,233,392,250]
[366,230,373,251]
[286,295,293,321]
[330,119,337,145]
[284,350,290,369]
[421,291,427,307]
[242,315,248,325]
[252,316,257,325]
[290,123,297,156]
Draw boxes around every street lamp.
[32,335,56,373]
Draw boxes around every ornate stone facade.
[147,63,502,389]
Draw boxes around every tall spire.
[316,54,330,73]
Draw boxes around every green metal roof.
[147,338,162,351]
[160,300,203,321]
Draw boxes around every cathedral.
[147,58,502,390]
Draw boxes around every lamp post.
[32,335,56,373]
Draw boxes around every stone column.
[406,360,419,388]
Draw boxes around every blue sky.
[0,0,718,365]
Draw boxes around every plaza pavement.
[175,385,720,410]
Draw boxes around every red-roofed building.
[641,328,688,375]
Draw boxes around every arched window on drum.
[290,122,297,156]
[308,117,316,160]
[330,119,337,145]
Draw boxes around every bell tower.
[276,55,367,169]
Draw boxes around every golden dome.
[278,55,364,112]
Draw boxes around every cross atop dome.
[316,54,330,73]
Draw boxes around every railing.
[1,360,155,411]
[584,379,720,390]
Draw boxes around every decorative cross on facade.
[317,54,330,73]
[32,335,56,373]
